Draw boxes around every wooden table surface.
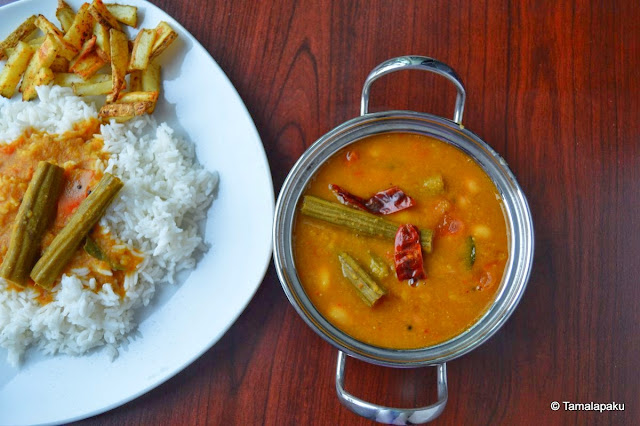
[2,0,638,424]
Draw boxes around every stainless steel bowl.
[273,56,534,424]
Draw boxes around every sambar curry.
[0,120,140,302]
[293,132,508,349]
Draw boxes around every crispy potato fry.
[4,35,45,57]
[56,0,76,32]
[0,41,35,98]
[150,22,178,60]
[20,34,60,100]
[70,52,107,80]
[34,14,78,60]
[95,47,109,63]
[128,29,155,71]
[70,35,97,65]
[141,62,160,111]
[69,36,107,79]
[89,0,121,30]
[141,66,161,92]
[69,36,107,80]
[54,72,110,87]
[35,36,60,64]
[53,72,84,87]
[28,36,45,47]
[141,62,160,91]
[99,101,152,120]
[33,66,55,88]
[5,35,45,57]
[63,3,94,51]
[0,15,37,60]
[118,90,158,103]
[128,69,142,91]
[25,31,42,41]
[93,22,110,61]
[50,56,69,73]
[91,73,112,83]
[105,4,138,28]
[34,15,64,38]
[130,101,153,116]
[73,78,113,96]
[118,90,158,113]
[107,28,129,102]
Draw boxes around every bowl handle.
[335,351,448,424]
[360,56,466,124]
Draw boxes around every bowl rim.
[273,109,534,367]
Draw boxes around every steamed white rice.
[0,86,218,366]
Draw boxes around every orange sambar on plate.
[293,132,509,349]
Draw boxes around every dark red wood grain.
[1,0,638,424]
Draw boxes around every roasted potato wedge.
[0,15,37,60]
[73,78,113,96]
[63,3,94,51]
[141,62,160,92]
[50,56,69,73]
[56,0,76,32]
[35,35,61,65]
[118,90,158,103]
[28,36,45,47]
[95,47,109,63]
[69,34,97,66]
[99,101,152,120]
[4,36,45,57]
[0,41,35,98]
[33,66,55,88]
[54,72,110,87]
[34,14,78,60]
[150,22,178,60]
[128,29,155,71]
[118,90,158,113]
[93,22,110,61]
[89,0,121,30]
[107,28,129,102]
[70,52,107,80]
[128,69,142,91]
[141,62,160,111]
[53,72,84,87]
[105,4,138,28]
[20,34,60,100]
[69,35,107,79]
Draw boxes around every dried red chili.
[328,184,368,211]
[329,184,415,215]
[366,186,415,214]
[394,224,426,285]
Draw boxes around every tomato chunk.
[437,212,465,236]
[55,169,95,225]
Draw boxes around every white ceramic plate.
[0,0,274,424]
